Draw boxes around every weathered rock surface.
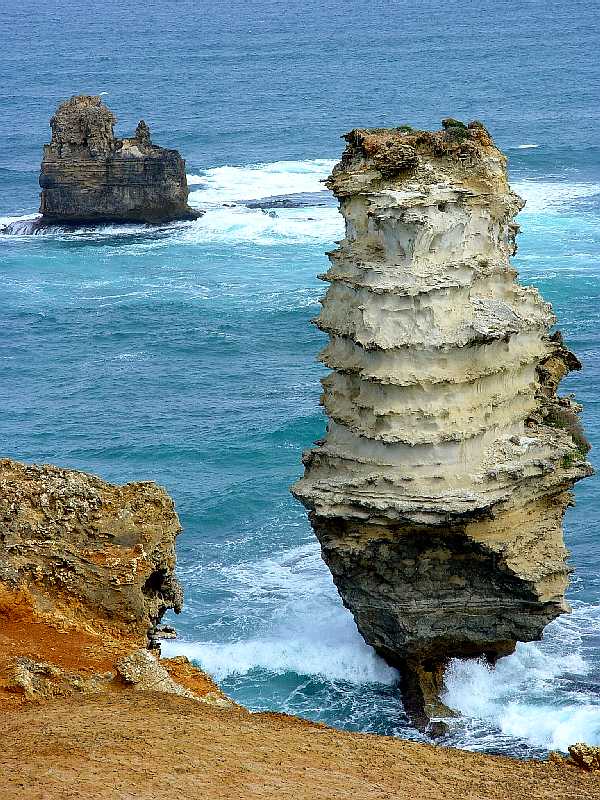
[39,95,201,224]
[565,744,600,771]
[6,656,112,701]
[550,743,600,772]
[0,457,229,709]
[0,458,183,642]
[115,649,232,707]
[292,121,592,730]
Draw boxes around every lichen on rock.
[39,95,201,224]
[291,120,592,731]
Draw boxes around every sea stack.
[292,120,592,731]
[39,95,200,224]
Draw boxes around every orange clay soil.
[0,587,127,708]
[1,691,599,800]
[0,589,224,708]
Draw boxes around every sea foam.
[164,627,397,686]
[163,542,398,686]
[513,180,600,214]
[187,159,335,204]
[443,604,600,752]
[179,205,342,246]
[183,158,342,245]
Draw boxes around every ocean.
[1,0,599,759]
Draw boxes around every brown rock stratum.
[292,120,592,729]
[39,95,201,224]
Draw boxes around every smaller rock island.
[39,95,201,224]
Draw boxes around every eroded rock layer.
[39,95,200,224]
[0,458,231,708]
[0,458,183,642]
[292,121,592,729]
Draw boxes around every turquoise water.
[1,0,600,759]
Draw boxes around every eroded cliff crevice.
[292,120,592,731]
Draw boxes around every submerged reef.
[292,120,593,731]
[38,95,200,224]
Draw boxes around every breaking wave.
[0,214,43,235]
[443,603,600,753]
[163,542,398,687]
[184,158,341,245]
[181,205,341,245]
[514,180,600,214]
[187,158,335,204]
[165,629,397,686]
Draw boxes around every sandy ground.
[1,692,599,800]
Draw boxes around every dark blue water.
[1,0,599,758]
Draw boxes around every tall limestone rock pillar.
[292,120,592,731]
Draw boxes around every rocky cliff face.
[0,458,230,708]
[39,95,200,224]
[0,458,183,643]
[292,121,592,730]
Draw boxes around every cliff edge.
[39,95,201,224]
[1,459,598,798]
[0,457,227,707]
[292,120,593,730]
